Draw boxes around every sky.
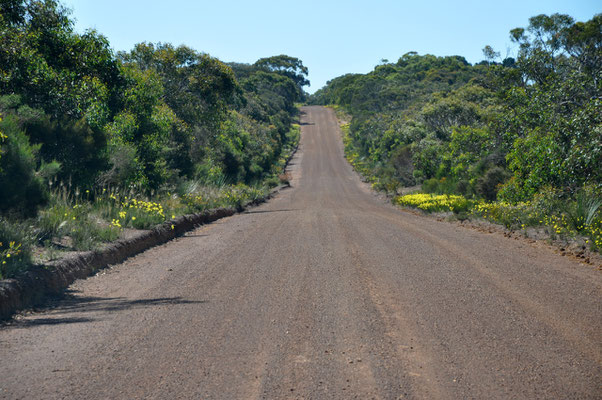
[63,0,600,94]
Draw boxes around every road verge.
[0,142,299,321]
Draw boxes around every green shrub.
[476,167,510,201]
[0,219,32,279]
[471,201,536,229]
[0,115,49,216]
[422,177,458,195]
[567,189,601,232]
[470,185,602,251]
[264,176,280,188]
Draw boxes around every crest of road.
[1,106,600,399]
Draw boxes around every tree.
[119,43,238,130]
[496,14,602,200]
[254,55,309,94]
[0,0,26,25]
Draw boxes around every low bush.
[476,167,510,201]
[0,219,32,279]
[395,193,475,213]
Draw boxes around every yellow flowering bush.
[116,198,166,229]
[584,219,602,250]
[1,241,22,263]
[471,201,541,229]
[182,194,209,211]
[395,193,601,251]
[395,193,475,213]
[1,177,278,278]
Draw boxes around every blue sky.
[63,0,600,93]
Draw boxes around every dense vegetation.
[0,0,307,277]
[311,13,601,251]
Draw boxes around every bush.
[37,193,121,251]
[476,167,510,201]
[98,142,140,188]
[0,115,48,216]
[0,219,32,279]
[567,189,601,232]
[422,177,457,195]
[471,201,536,229]
[395,193,475,213]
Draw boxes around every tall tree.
[254,55,309,96]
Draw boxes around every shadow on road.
[2,292,206,330]
[243,209,298,214]
[5,317,95,328]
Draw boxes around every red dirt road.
[1,106,600,399]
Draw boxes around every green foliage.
[118,42,238,144]
[567,188,602,230]
[0,1,119,120]
[0,218,32,279]
[0,0,305,274]
[312,54,495,194]
[254,55,309,96]
[314,13,601,211]
[0,1,115,189]
[311,53,484,113]
[0,113,48,215]
[181,184,267,213]
[313,13,601,251]
[1,1,304,196]
[476,167,510,201]
[492,13,602,200]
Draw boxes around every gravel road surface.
[1,106,600,399]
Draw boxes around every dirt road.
[1,106,600,399]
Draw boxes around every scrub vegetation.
[312,13,601,252]
[0,0,304,278]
